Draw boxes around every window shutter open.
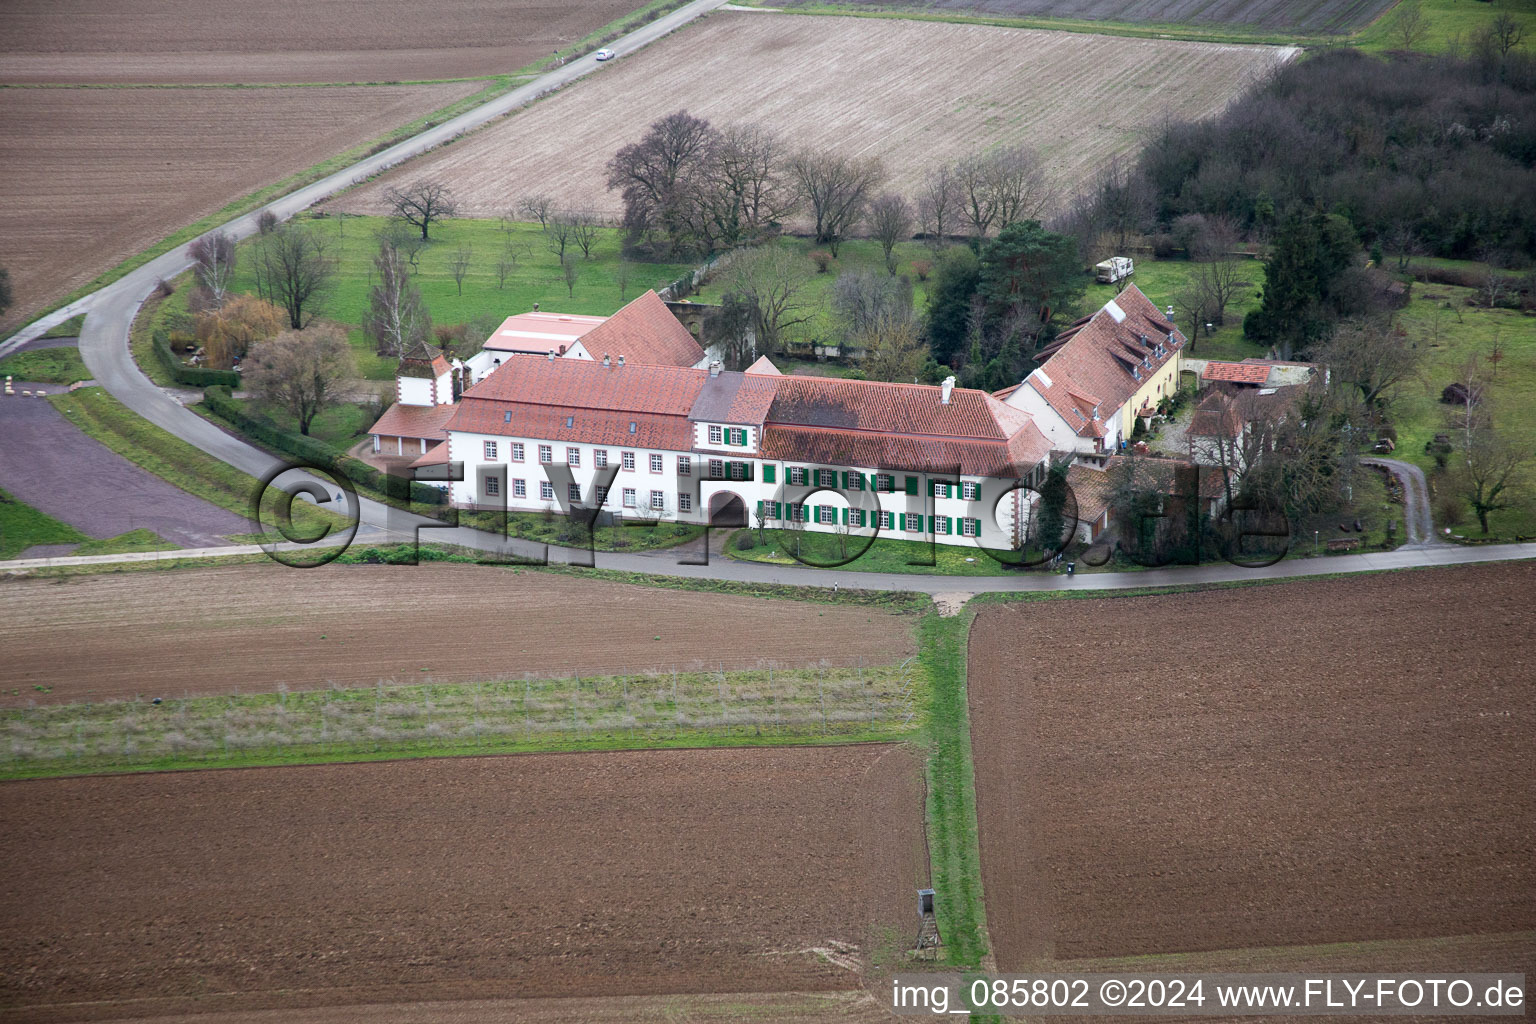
[899,513,907,530]
[756,500,763,518]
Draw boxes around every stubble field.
[0,83,479,333]
[337,11,1298,224]
[0,743,928,1022]
[0,563,916,704]
[0,0,644,84]
[968,563,1536,983]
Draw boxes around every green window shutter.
[943,516,953,534]
[904,476,919,496]
[756,500,764,518]
[899,513,907,530]
[841,470,848,489]
[764,464,776,484]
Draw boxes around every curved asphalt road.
[2,0,1531,592]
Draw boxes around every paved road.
[1,0,1530,592]
[1363,456,1440,546]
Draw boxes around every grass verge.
[728,528,1021,576]
[0,347,90,385]
[73,529,177,556]
[920,610,990,969]
[0,661,923,781]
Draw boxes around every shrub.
[911,258,932,281]
[809,250,833,273]
[736,532,756,551]
[153,330,240,388]
[257,210,279,234]
[154,278,175,298]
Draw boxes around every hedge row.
[152,330,241,389]
[202,386,447,507]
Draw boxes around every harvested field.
[0,83,479,332]
[0,0,644,83]
[969,563,1536,975]
[336,11,1297,225]
[780,0,1396,34]
[0,744,928,1021]
[0,563,916,704]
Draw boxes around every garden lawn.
[1387,277,1536,539]
[0,347,90,385]
[224,216,694,380]
[1083,256,1265,363]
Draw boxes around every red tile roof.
[447,402,694,451]
[1202,361,1272,385]
[368,402,457,441]
[1189,391,1245,438]
[577,290,704,368]
[461,353,705,414]
[1027,285,1185,438]
[761,377,1053,477]
[411,444,451,468]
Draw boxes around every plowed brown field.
[0,744,928,1021]
[337,11,1297,225]
[0,83,478,332]
[969,563,1536,978]
[0,0,642,84]
[0,563,916,704]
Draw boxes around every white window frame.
[538,444,552,464]
[879,509,893,530]
[679,493,692,512]
[650,453,664,473]
[483,440,498,460]
[730,461,746,481]
[513,478,527,499]
[622,487,637,508]
[484,475,500,496]
[594,448,608,468]
[962,517,979,537]
[875,473,893,492]
[567,446,581,467]
[962,481,980,501]
[708,424,723,445]
[511,442,524,462]
[790,502,806,523]
[567,483,582,504]
[677,455,691,476]
[539,480,554,501]
[818,505,835,525]
[906,514,924,534]
[650,490,665,510]
[596,484,609,505]
[709,458,724,477]
[622,451,636,471]
[789,467,806,486]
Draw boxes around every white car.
[595,48,615,61]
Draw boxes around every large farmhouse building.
[369,285,1190,549]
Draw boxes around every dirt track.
[0,563,916,703]
[969,562,1536,973]
[0,744,926,1021]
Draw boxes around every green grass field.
[0,347,90,385]
[224,216,693,380]
[728,527,1025,576]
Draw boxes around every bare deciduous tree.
[616,259,633,302]
[856,314,926,383]
[188,231,237,306]
[494,242,522,290]
[450,243,473,296]
[365,241,431,359]
[917,165,961,248]
[1454,421,1531,534]
[517,193,555,230]
[866,192,913,272]
[725,245,815,355]
[1390,2,1429,51]
[789,150,883,256]
[245,324,357,436]
[833,269,913,339]
[606,109,716,253]
[1318,316,1423,414]
[1490,11,1527,59]
[385,179,458,241]
[711,123,797,236]
[254,224,335,330]
[562,256,580,298]
[544,213,577,262]
[569,211,602,259]
[985,144,1055,228]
